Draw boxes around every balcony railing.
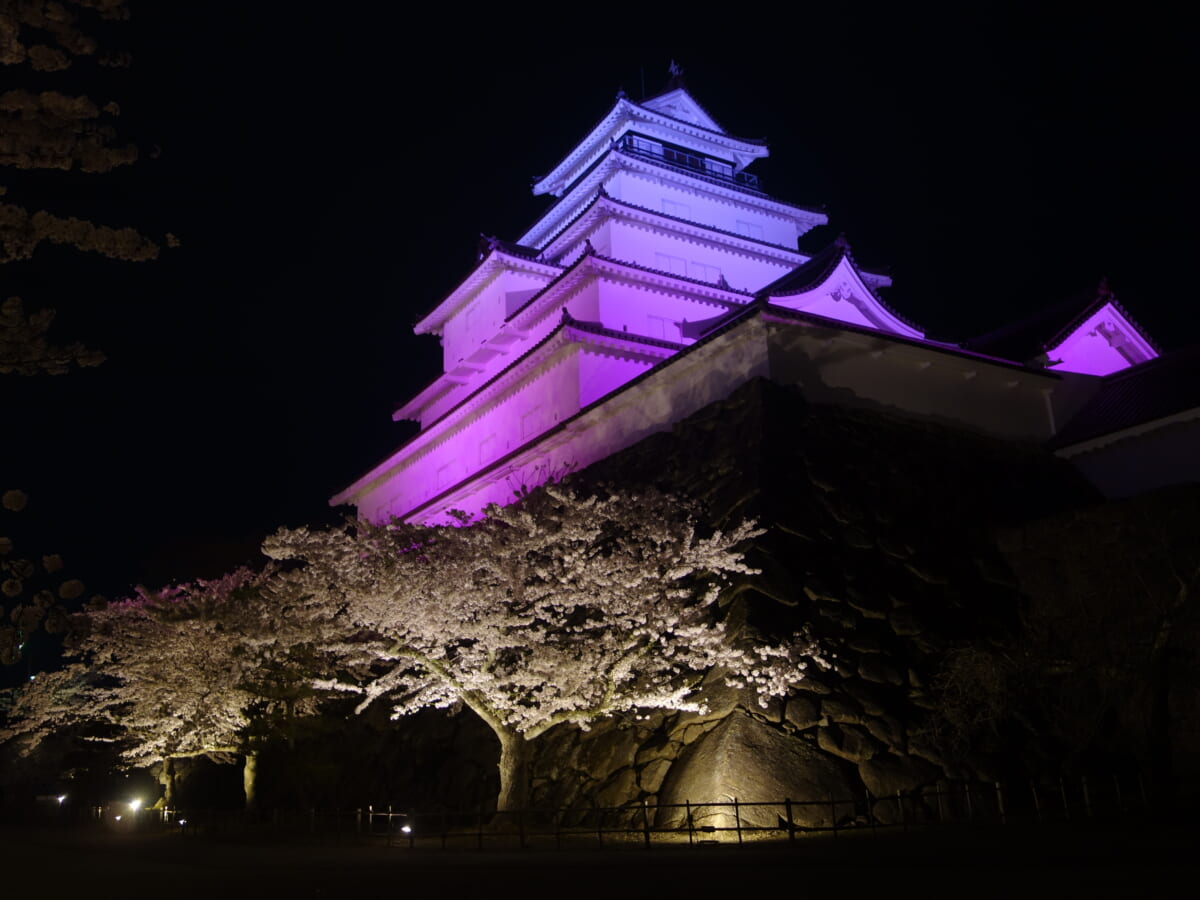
[615,133,762,194]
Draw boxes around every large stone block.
[670,666,744,731]
[858,753,940,798]
[843,679,889,717]
[817,723,881,763]
[784,695,821,731]
[864,714,906,751]
[858,655,905,686]
[889,608,925,636]
[821,695,866,725]
[846,587,889,619]
[594,767,638,808]
[573,722,638,778]
[656,712,854,829]
[638,758,672,794]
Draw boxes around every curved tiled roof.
[961,281,1160,363]
[504,250,750,327]
[533,90,770,197]
[757,237,921,334]
[1050,344,1200,449]
[539,189,815,263]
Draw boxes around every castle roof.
[961,280,1159,364]
[531,87,770,198]
[755,237,922,340]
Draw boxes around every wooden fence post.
[784,799,796,844]
[642,800,652,849]
[994,782,1006,825]
[685,800,695,845]
[733,797,742,844]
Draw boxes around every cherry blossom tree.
[3,566,326,808]
[265,485,822,814]
[1,488,87,666]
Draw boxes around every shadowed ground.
[1,822,1195,899]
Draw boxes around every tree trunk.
[158,757,176,808]
[494,728,531,822]
[1147,645,1173,814]
[243,751,259,812]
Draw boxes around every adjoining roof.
[961,279,1159,364]
[755,236,921,339]
[1050,344,1200,450]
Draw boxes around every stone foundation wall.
[513,378,1096,820]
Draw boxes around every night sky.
[2,8,1191,613]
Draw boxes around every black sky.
[2,7,1192,610]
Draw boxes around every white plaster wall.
[604,170,800,249]
[441,270,550,371]
[605,220,793,293]
[413,318,776,524]
[418,382,468,430]
[592,278,724,345]
[359,351,583,521]
[578,349,654,408]
[562,278,601,324]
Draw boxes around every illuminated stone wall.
[516,378,1095,820]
